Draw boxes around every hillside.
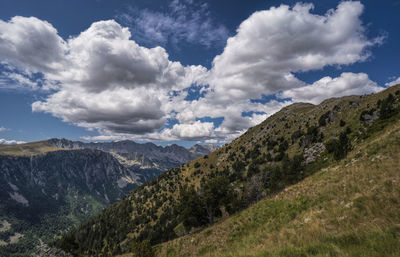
[47,139,216,171]
[0,140,215,256]
[157,107,400,256]
[0,140,62,156]
[55,85,400,256]
[0,149,139,256]
[0,139,216,176]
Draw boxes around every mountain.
[0,148,139,256]
[53,84,400,256]
[0,139,216,256]
[47,138,217,171]
[159,120,400,257]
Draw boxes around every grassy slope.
[0,140,64,156]
[156,98,400,257]
[59,85,400,256]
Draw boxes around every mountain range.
[0,139,216,256]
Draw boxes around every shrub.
[291,130,303,142]
[379,93,396,119]
[325,128,351,160]
[278,140,289,153]
[318,111,330,126]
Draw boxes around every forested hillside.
[56,85,400,257]
[0,139,214,256]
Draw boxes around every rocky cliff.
[0,149,138,256]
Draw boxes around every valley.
[0,140,214,256]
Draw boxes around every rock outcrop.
[304,142,326,164]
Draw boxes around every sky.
[0,0,399,147]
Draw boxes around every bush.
[379,93,396,119]
[291,130,303,142]
[178,186,208,229]
[278,140,289,153]
[318,111,330,126]
[326,128,351,160]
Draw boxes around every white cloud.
[208,1,382,102]
[0,138,25,145]
[0,126,7,132]
[6,19,208,135]
[0,16,209,138]
[4,72,38,89]
[386,77,400,87]
[279,72,383,104]
[173,1,383,140]
[116,0,229,48]
[81,134,131,142]
[156,120,215,141]
[0,2,384,143]
[0,16,67,73]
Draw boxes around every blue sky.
[0,0,399,147]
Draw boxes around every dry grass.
[156,118,400,257]
[0,140,65,156]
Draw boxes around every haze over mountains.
[0,138,216,256]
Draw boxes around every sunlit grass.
[157,118,400,257]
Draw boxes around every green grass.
[64,85,400,257]
[266,226,400,257]
[157,116,400,257]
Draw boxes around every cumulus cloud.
[0,17,207,136]
[0,16,67,73]
[386,77,400,87]
[157,120,215,141]
[208,1,382,102]
[279,72,383,104]
[116,0,229,48]
[0,1,385,143]
[0,138,25,145]
[1,18,207,135]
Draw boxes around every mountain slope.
[47,139,216,172]
[157,112,400,256]
[55,85,400,256]
[0,149,139,256]
[0,139,216,256]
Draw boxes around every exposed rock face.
[0,149,138,202]
[361,110,379,124]
[0,139,218,256]
[304,142,326,164]
[329,110,336,122]
[32,243,73,257]
[48,138,217,171]
[0,149,139,256]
